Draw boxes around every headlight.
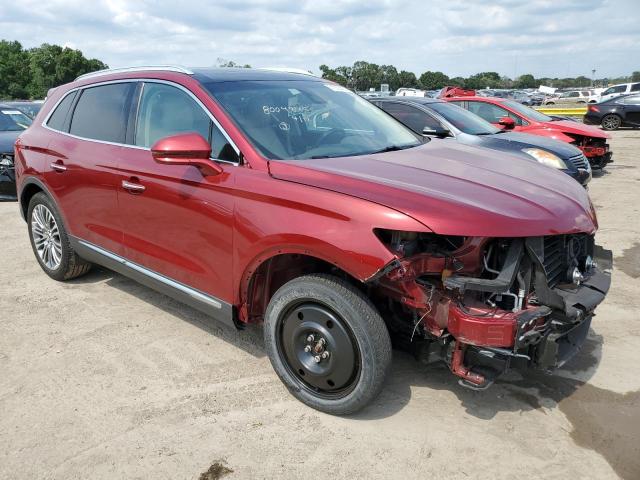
[521,148,567,169]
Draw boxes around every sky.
[1,0,638,79]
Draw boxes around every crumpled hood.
[0,131,20,154]
[269,141,597,237]
[540,119,610,139]
[485,131,584,159]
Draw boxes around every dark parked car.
[2,101,44,119]
[372,97,591,186]
[0,105,33,200]
[584,94,640,130]
[16,67,610,414]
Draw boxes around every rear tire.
[264,274,391,415]
[601,114,622,131]
[27,192,91,281]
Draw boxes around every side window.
[631,83,640,92]
[134,83,211,148]
[468,102,523,126]
[623,95,640,105]
[449,101,465,108]
[70,83,132,142]
[378,103,441,134]
[46,91,77,132]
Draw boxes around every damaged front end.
[369,230,612,390]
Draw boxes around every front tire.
[27,192,91,281]
[601,114,622,130]
[264,274,391,415]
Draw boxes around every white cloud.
[0,0,637,78]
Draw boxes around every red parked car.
[15,67,610,414]
[447,96,613,169]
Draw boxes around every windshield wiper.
[368,144,419,155]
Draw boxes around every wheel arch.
[19,177,57,222]
[238,246,380,324]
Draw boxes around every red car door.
[116,81,238,309]
[43,82,135,254]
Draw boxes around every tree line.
[320,61,640,92]
[2,40,638,99]
[0,40,107,99]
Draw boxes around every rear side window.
[70,83,132,143]
[631,83,640,92]
[377,103,440,133]
[623,95,640,105]
[46,91,77,132]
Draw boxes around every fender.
[17,175,64,223]
[237,234,397,307]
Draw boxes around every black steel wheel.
[264,274,391,415]
[277,302,360,398]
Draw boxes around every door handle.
[122,180,146,193]
[50,162,67,172]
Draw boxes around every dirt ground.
[1,129,639,480]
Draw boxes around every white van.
[598,82,640,103]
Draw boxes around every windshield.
[0,108,32,131]
[501,100,552,122]
[203,80,421,160]
[428,102,500,135]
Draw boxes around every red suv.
[15,67,611,414]
[447,96,613,169]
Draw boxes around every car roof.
[374,96,442,105]
[191,67,324,83]
[446,96,506,102]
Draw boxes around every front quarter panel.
[232,167,430,303]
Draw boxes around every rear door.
[44,82,135,254]
[116,80,239,306]
[622,95,640,125]
[465,100,525,130]
[375,102,443,135]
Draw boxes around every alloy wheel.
[31,204,62,270]
[602,114,621,130]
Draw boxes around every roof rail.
[75,65,194,81]
[257,67,317,77]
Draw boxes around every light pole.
[592,69,596,87]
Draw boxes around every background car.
[544,90,591,104]
[447,96,613,168]
[372,97,591,186]
[1,101,44,119]
[598,82,640,103]
[584,93,640,130]
[0,104,33,200]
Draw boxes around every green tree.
[0,40,30,99]
[377,64,399,91]
[27,44,107,98]
[351,60,381,91]
[397,70,419,88]
[418,71,450,89]
[319,64,350,87]
[515,74,536,89]
[632,71,640,82]
[216,58,251,68]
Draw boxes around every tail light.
[588,105,599,112]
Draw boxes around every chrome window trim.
[78,240,223,309]
[41,78,241,165]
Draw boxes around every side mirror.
[151,133,222,177]
[422,126,451,138]
[498,116,516,129]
